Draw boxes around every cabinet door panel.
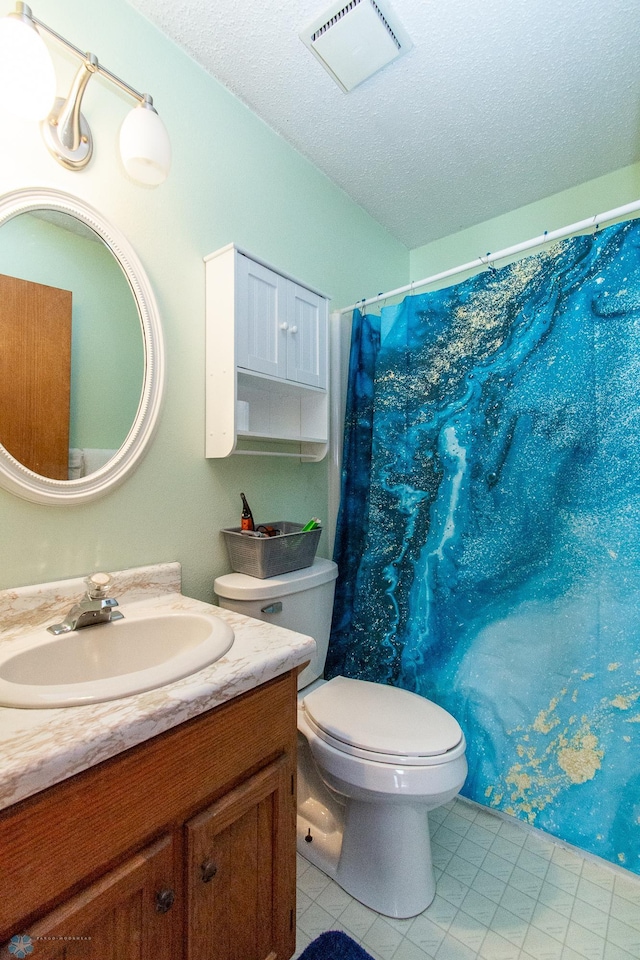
[236,255,287,379]
[286,283,327,388]
[186,755,295,960]
[3,835,178,960]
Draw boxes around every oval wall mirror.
[0,188,164,505]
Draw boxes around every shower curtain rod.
[340,198,640,314]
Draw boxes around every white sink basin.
[0,612,234,708]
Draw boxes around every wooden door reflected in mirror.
[0,274,72,479]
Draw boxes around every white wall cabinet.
[205,244,329,460]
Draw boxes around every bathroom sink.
[0,612,234,708]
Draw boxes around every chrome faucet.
[47,573,124,635]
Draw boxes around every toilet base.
[297,800,436,919]
[338,800,436,918]
[297,810,341,881]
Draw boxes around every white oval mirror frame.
[0,188,165,505]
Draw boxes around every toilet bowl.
[298,675,467,917]
[214,559,468,919]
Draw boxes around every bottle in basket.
[240,492,254,531]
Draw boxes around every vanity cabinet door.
[9,834,178,960]
[185,754,296,960]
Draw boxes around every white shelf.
[205,245,329,461]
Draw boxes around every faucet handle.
[85,572,114,598]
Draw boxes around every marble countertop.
[0,562,315,812]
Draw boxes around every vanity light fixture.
[0,3,171,185]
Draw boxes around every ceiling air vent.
[300,0,412,93]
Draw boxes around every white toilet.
[214,558,468,919]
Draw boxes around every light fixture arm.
[55,54,97,154]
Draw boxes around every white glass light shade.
[0,14,55,120]
[119,102,171,186]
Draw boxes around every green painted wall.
[0,0,408,597]
[410,162,640,283]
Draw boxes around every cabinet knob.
[289,325,298,334]
[279,322,288,331]
[155,888,176,913]
[200,859,218,883]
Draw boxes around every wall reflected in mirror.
[0,210,143,480]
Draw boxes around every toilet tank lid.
[214,558,338,601]
[303,676,463,758]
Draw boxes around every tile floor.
[294,797,640,960]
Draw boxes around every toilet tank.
[214,558,338,689]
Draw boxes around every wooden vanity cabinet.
[0,671,298,960]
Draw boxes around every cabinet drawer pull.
[155,888,176,913]
[201,859,218,883]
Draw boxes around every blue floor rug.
[298,930,374,960]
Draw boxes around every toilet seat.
[301,676,464,766]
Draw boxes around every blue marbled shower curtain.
[327,220,640,874]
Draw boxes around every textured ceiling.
[126,0,640,249]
